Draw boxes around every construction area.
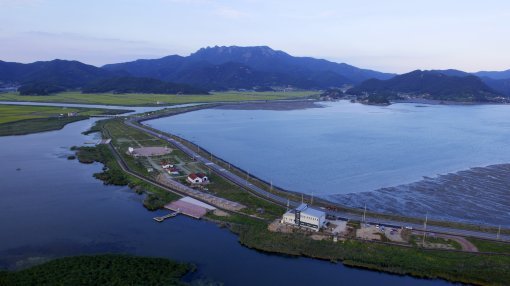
[128,146,172,157]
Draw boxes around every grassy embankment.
[0,255,193,286]
[467,238,510,254]
[0,104,129,136]
[0,90,318,106]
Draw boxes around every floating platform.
[153,211,179,222]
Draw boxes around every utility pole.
[422,213,428,245]
[497,225,501,240]
[286,198,290,211]
[270,180,273,192]
[363,204,367,224]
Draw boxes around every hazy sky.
[1,0,509,73]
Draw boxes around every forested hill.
[0,60,207,95]
[347,70,503,102]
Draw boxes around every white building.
[187,173,209,184]
[281,203,326,232]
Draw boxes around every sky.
[1,0,509,73]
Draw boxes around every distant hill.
[474,69,510,80]
[347,70,503,103]
[0,59,115,88]
[480,77,510,97]
[430,69,510,97]
[103,46,395,90]
[82,77,208,94]
[0,60,205,95]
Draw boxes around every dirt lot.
[213,209,230,217]
[384,227,405,242]
[356,225,382,240]
[268,220,294,233]
[131,146,172,157]
[326,220,347,235]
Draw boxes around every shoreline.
[214,99,322,110]
[0,91,318,107]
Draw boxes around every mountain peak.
[190,45,288,61]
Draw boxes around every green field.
[0,91,318,106]
[0,105,110,124]
[0,105,128,136]
[0,254,192,286]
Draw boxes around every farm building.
[187,173,209,184]
[281,203,325,232]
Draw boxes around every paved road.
[126,119,510,242]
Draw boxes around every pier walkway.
[153,211,179,222]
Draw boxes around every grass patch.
[74,144,179,209]
[0,254,192,286]
[467,238,510,254]
[0,104,129,136]
[206,173,285,220]
[0,91,318,106]
[237,224,510,286]
[409,235,461,250]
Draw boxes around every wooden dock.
[153,211,179,222]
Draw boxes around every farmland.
[0,90,318,106]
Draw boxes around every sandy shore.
[215,100,323,111]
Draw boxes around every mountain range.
[102,46,394,90]
[1,45,510,100]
